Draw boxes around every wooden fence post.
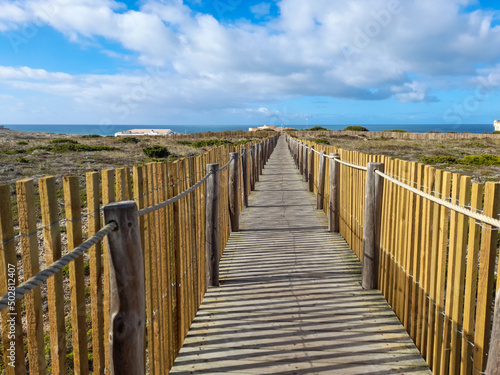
[299,143,304,175]
[242,149,249,208]
[317,151,326,209]
[259,143,263,176]
[303,144,308,183]
[229,152,239,232]
[329,153,340,232]
[362,162,384,290]
[486,287,500,375]
[255,144,261,182]
[206,163,220,287]
[103,201,145,375]
[308,145,315,192]
[250,146,256,191]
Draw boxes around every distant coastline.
[2,123,496,136]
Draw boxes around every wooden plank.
[461,183,483,375]
[431,171,451,374]
[140,164,154,374]
[148,163,162,375]
[86,172,105,375]
[39,177,67,375]
[116,167,126,201]
[426,168,443,368]
[411,164,425,341]
[473,182,500,374]
[16,179,46,374]
[419,166,434,356]
[167,161,180,357]
[445,175,471,375]
[63,175,89,375]
[101,169,115,373]
[0,184,26,375]
[403,162,417,334]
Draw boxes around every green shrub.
[81,134,102,138]
[176,140,193,146]
[50,138,79,144]
[418,155,458,164]
[16,141,29,145]
[1,149,26,155]
[259,128,275,131]
[427,130,440,133]
[459,154,500,166]
[493,131,500,134]
[343,126,369,131]
[191,139,233,148]
[312,138,330,145]
[308,126,328,131]
[17,157,30,163]
[388,129,408,133]
[143,145,170,158]
[234,139,254,146]
[27,144,118,153]
[119,136,140,144]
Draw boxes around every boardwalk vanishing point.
[170,137,432,374]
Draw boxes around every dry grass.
[303,132,500,183]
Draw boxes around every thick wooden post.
[329,153,340,232]
[255,144,260,182]
[250,146,256,191]
[362,162,384,290]
[103,201,145,375]
[308,145,315,192]
[242,149,249,207]
[259,143,264,176]
[206,163,219,287]
[317,151,326,209]
[303,145,308,182]
[486,287,500,375]
[299,143,304,174]
[229,152,239,232]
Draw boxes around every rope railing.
[375,169,500,229]
[332,157,368,171]
[0,222,117,311]
[137,171,212,217]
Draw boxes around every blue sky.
[0,0,499,127]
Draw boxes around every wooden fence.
[288,129,500,140]
[287,135,500,375]
[0,133,279,375]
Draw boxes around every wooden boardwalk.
[170,138,431,374]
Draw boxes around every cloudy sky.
[0,0,499,126]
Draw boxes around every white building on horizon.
[114,129,176,137]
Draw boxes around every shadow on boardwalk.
[170,137,431,375]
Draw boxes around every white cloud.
[1,0,500,124]
[250,3,271,18]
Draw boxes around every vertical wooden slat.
[148,163,161,375]
[432,171,451,374]
[426,168,443,368]
[132,166,147,373]
[0,185,26,375]
[63,175,89,375]
[101,169,114,373]
[16,179,46,374]
[167,161,180,356]
[39,177,67,375]
[86,172,105,375]
[473,182,500,374]
[461,183,483,375]
[411,163,425,341]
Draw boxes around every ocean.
[3,124,496,136]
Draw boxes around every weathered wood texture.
[170,137,431,375]
[103,201,145,375]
